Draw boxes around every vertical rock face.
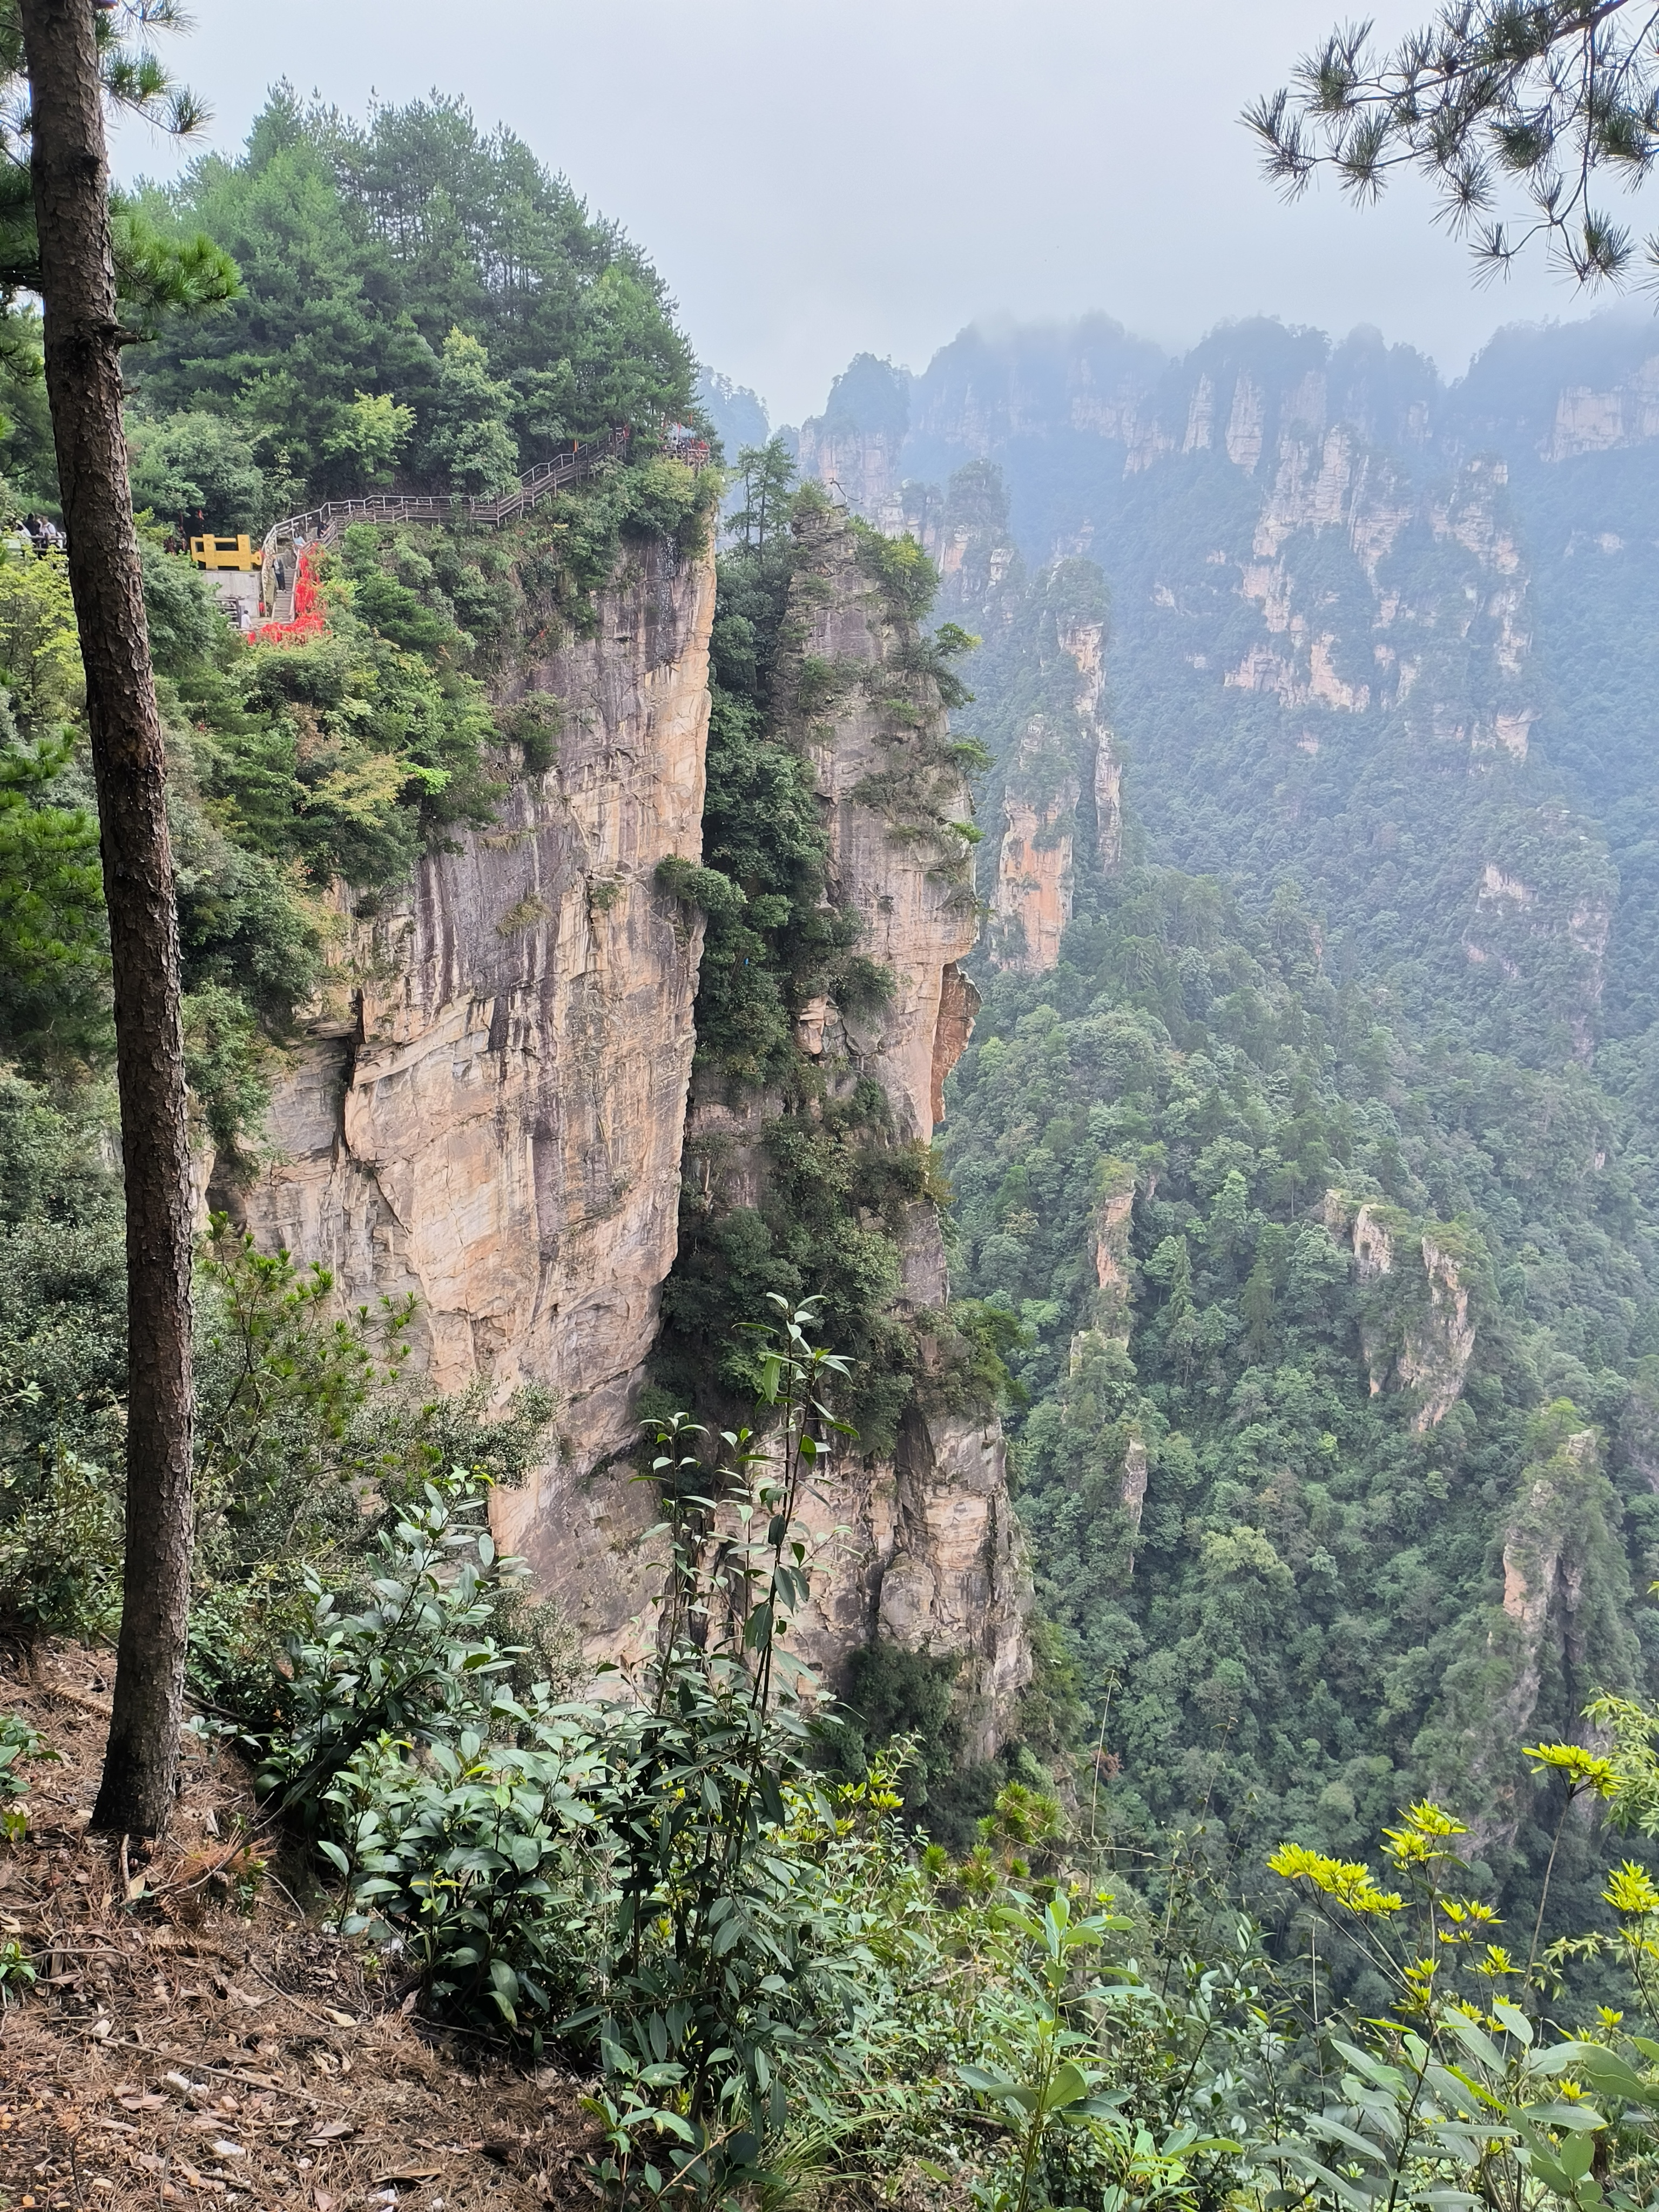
[779,1394,1032,1762]
[1400,1232,1478,1429]
[1326,1194,1481,1429]
[237,538,716,1640]
[795,421,906,532]
[1092,722,1123,871]
[237,507,1031,1731]
[795,354,914,537]
[989,616,1118,974]
[931,966,981,1129]
[1089,1164,1137,1340]
[684,503,1031,1743]
[1442,1419,1640,1849]
[992,734,1078,975]
[788,503,981,1142]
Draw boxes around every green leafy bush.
[257,1473,522,1815]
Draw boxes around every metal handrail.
[258,425,632,579]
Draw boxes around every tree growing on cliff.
[14,0,232,1838]
[729,436,795,554]
[1250,1,1659,286]
[423,325,518,498]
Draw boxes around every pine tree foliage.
[1249,2,1659,285]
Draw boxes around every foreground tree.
[12,0,230,1836]
[1249,2,1659,287]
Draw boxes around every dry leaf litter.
[0,1644,601,2211]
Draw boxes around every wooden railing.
[258,426,717,622]
[259,426,632,589]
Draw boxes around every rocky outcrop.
[797,421,906,533]
[1410,1412,1642,1847]
[990,612,1120,972]
[992,743,1077,975]
[1062,1159,1147,1565]
[233,502,1029,1728]
[1463,833,1612,1058]
[1327,1195,1479,1429]
[1120,1435,1149,1536]
[1090,1160,1136,1341]
[779,1401,1031,1761]
[932,965,980,1127]
[1401,1232,1478,1429]
[1094,720,1123,870]
[788,502,981,1141]
[1056,615,1123,872]
[796,355,913,534]
[680,501,1031,1735]
[1542,356,1659,460]
[1463,1421,1640,1840]
[1501,1429,1598,1674]
[237,537,716,1643]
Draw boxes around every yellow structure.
[190,533,256,571]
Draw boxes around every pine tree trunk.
[21,0,195,1838]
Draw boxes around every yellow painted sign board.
[190,534,256,571]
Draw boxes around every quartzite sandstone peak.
[686,501,1029,1743]
[237,534,714,1644]
[228,515,1030,1736]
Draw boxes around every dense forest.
[17,32,1659,2212]
[763,313,1659,1951]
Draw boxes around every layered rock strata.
[686,503,1031,1742]
[235,537,715,1639]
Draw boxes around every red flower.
[249,543,328,648]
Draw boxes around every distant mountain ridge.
[779,306,1659,1912]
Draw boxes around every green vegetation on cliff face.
[0,98,713,1616]
[0,88,702,543]
[655,460,1001,1463]
[0,82,711,1102]
[779,309,1659,1941]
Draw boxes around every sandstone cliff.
[990,727,1077,975]
[984,605,1120,975]
[1325,1193,1481,1430]
[804,321,1620,1057]
[1443,1417,1641,1852]
[235,536,715,1641]
[684,501,1031,1746]
[795,354,913,538]
[795,420,906,535]
[235,511,1030,1736]
[787,504,982,1140]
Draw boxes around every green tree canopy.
[423,327,518,496]
[130,86,699,505]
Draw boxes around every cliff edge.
[235,533,713,1629]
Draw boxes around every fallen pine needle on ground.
[0,1643,601,2211]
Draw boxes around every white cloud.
[117,0,1626,423]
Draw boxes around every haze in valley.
[117,0,1637,426]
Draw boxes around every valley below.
[14,46,1659,2212]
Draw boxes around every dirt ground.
[0,1643,601,2212]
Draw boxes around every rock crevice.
[236,537,715,1642]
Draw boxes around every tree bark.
[21,0,194,1838]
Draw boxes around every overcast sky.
[113,0,1635,426]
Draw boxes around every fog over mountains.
[690,306,1659,1893]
